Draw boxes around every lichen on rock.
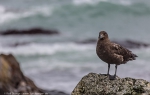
[72,73,150,95]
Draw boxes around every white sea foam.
[73,0,108,5]
[110,0,132,5]
[0,5,5,13]
[119,0,132,5]
[12,43,150,93]
[72,0,132,5]
[0,43,94,56]
[0,5,53,24]
[25,55,150,93]
[24,61,104,93]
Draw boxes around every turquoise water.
[0,0,150,93]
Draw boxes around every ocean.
[0,0,150,94]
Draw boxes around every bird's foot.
[108,75,116,80]
[107,73,109,76]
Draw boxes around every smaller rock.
[113,40,150,49]
[0,28,59,35]
[77,38,150,48]
[77,39,97,44]
[72,73,150,95]
[41,89,69,95]
[8,42,30,47]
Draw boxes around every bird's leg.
[107,64,110,76]
[114,64,118,78]
[109,64,118,80]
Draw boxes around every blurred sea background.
[0,0,150,93]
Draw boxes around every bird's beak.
[100,34,104,39]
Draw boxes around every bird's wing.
[111,43,131,55]
[111,43,137,62]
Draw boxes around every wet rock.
[42,90,69,95]
[8,42,30,47]
[0,54,42,94]
[0,54,69,95]
[77,39,150,48]
[72,73,150,95]
[77,39,97,44]
[0,28,59,35]
[112,40,150,49]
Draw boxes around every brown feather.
[96,31,137,65]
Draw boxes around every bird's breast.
[96,44,109,56]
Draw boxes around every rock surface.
[113,40,150,49]
[77,38,150,48]
[0,54,68,95]
[72,73,150,95]
[77,39,97,44]
[0,28,59,35]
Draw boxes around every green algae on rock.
[71,73,150,95]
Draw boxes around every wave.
[0,43,94,56]
[0,41,149,57]
[0,0,150,31]
[72,0,132,5]
[0,5,53,24]
[0,0,149,24]
[1,1,149,24]
[72,0,108,5]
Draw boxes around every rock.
[77,39,150,48]
[0,54,42,94]
[0,28,59,35]
[71,73,150,95]
[8,42,30,47]
[112,40,150,49]
[76,39,97,44]
[0,54,69,95]
[42,90,70,95]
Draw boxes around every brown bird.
[96,31,137,79]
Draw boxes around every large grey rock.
[0,54,68,95]
[72,73,150,95]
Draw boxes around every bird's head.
[98,31,109,40]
